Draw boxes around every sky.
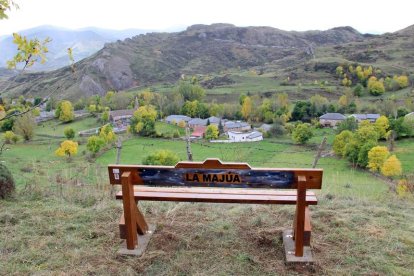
[1,0,414,36]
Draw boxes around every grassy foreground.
[1,118,414,274]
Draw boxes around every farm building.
[165,115,192,125]
[319,113,346,127]
[188,118,208,128]
[191,126,206,139]
[207,116,221,125]
[109,109,134,128]
[349,114,380,123]
[228,131,263,142]
[223,121,251,132]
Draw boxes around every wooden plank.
[294,176,307,257]
[108,158,323,189]
[130,186,317,197]
[304,206,312,246]
[119,213,126,239]
[116,191,317,205]
[121,172,138,250]
[134,204,149,235]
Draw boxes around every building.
[165,115,192,125]
[188,118,208,128]
[228,131,263,142]
[319,113,346,127]
[223,121,251,132]
[349,114,380,123]
[109,109,134,128]
[207,116,221,126]
[191,126,206,139]
[256,123,272,133]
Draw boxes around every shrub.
[143,150,179,166]
[64,127,75,139]
[0,164,15,199]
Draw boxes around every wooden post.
[294,175,307,257]
[121,172,138,250]
[312,137,327,168]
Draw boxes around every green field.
[1,116,414,274]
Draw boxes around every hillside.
[0,25,150,71]
[0,23,370,100]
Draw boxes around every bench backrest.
[108,158,322,190]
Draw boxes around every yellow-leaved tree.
[367,146,389,172]
[381,155,402,177]
[374,116,390,139]
[55,100,74,123]
[241,96,252,121]
[99,124,116,144]
[55,140,78,159]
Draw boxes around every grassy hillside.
[1,117,414,274]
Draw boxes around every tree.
[176,80,205,102]
[99,124,116,144]
[55,140,78,159]
[381,155,402,177]
[63,127,75,139]
[205,125,219,140]
[292,123,313,144]
[3,130,17,144]
[130,105,157,136]
[86,135,105,156]
[374,115,389,139]
[101,109,110,124]
[241,96,252,121]
[142,150,179,166]
[56,100,74,123]
[336,117,358,133]
[368,146,390,172]
[367,76,385,96]
[13,113,35,141]
[333,130,354,157]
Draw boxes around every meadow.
[1,116,414,275]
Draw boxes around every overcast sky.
[1,0,414,36]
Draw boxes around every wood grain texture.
[294,176,307,257]
[121,172,138,250]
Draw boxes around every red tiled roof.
[191,126,206,137]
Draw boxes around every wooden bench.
[108,159,323,261]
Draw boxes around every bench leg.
[121,172,138,250]
[304,206,311,246]
[293,176,306,257]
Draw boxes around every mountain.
[0,25,151,71]
[3,23,412,101]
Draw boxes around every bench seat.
[115,186,318,205]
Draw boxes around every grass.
[1,116,414,274]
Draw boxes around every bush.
[64,127,75,139]
[143,150,180,166]
[0,164,15,199]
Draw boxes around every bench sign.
[138,168,295,189]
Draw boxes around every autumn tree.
[205,125,219,140]
[374,115,390,139]
[99,124,116,144]
[143,150,179,166]
[367,76,385,96]
[381,155,402,177]
[130,105,157,136]
[3,130,18,144]
[333,130,354,157]
[292,123,313,144]
[367,146,390,172]
[176,80,205,102]
[86,135,105,156]
[55,100,74,123]
[55,140,78,159]
[241,96,252,121]
[13,113,35,141]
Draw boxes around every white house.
[228,131,263,142]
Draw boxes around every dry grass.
[1,181,414,275]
